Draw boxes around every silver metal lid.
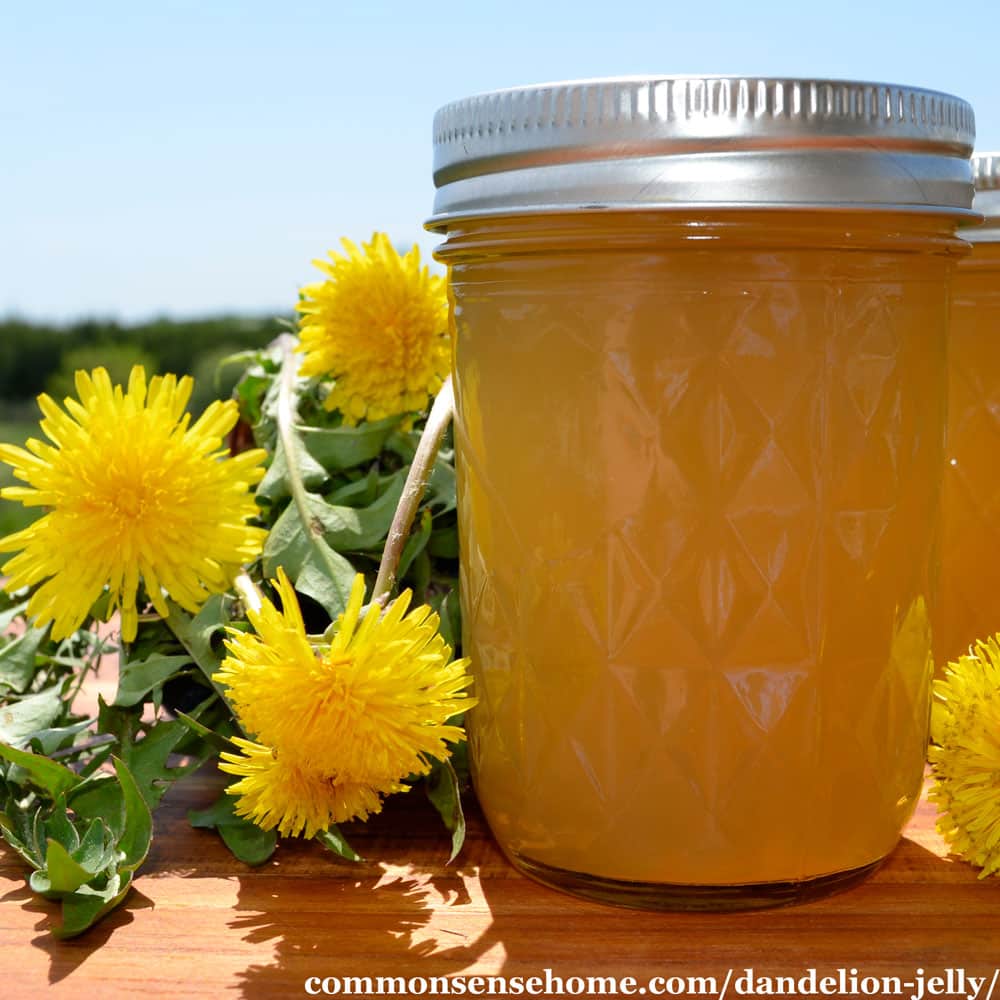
[429,76,976,227]
[970,153,1000,238]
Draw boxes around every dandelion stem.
[234,572,263,614]
[372,376,455,607]
[277,335,348,594]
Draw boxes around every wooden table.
[2,771,1000,999]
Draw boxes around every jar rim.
[430,76,976,225]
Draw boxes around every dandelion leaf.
[188,790,277,866]
[425,758,466,864]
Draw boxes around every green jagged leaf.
[316,826,363,863]
[187,791,242,829]
[436,589,462,652]
[425,758,466,864]
[94,699,140,753]
[300,416,399,471]
[225,347,274,373]
[31,808,48,861]
[26,719,92,756]
[218,823,278,866]
[0,802,44,869]
[398,509,433,583]
[34,838,95,895]
[428,525,459,559]
[255,403,398,505]
[410,550,432,601]
[0,625,49,694]
[43,798,79,852]
[119,718,214,809]
[0,684,66,746]
[68,695,207,819]
[0,599,28,635]
[173,710,236,752]
[112,757,152,872]
[0,742,82,798]
[327,465,382,507]
[261,469,408,620]
[96,700,193,809]
[76,743,115,779]
[214,347,264,383]
[25,766,146,936]
[294,540,357,620]
[263,474,405,573]
[188,791,277,865]
[238,350,283,432]
[115,653,192,707]
[426,454,457,513]
[53,871,132,939]
[447,735,470,779]
[68,775,126,840]
[73,818,117,875]
[236,370,273,428]
[2,827,42,870]
[260,499,358,619]
[257,434,328,503]
[165,595,232,698]
[385,428,417,463]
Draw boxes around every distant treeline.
[0,315,287,414]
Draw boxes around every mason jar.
[429,77,975,909]
[936,154,1000,669]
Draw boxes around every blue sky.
[2,0,997,321]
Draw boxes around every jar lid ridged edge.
[429,76,976,224]
[434,77,974,171]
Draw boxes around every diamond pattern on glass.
[453,246,942,885]
[936,255,1000,666]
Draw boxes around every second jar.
[430,77,976,908]
[936,154,1000,669]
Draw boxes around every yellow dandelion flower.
[0,366,267,642]
[219,737,402,837]
[928,635,1000,877]
[215,568,474,785]
[296,232,449,426]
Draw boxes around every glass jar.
[429,77,976,909]
[936,154,1000,668]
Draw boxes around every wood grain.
[3,768,1000,998]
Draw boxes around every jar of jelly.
[936,153,1000,668]
[428,77,975,909]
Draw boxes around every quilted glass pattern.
[450,219,948,885]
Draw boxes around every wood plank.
[3,768,1000,998]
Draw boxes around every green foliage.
[0,743,155,937]
[0,315,284,404]
[239,349,461,617]
[0,685,67,746]
[188,794,277,866]
[0,625,50,694]
[0,336,467,940]
[316,826,363,863]
[425,758,466,864]
[0,742,82,798]
[114,653,193,708]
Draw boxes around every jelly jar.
[428,77,976,909]
[936,153,1000,668]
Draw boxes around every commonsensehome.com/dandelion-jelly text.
[303,966,1000,999]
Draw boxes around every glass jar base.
[510,851,886,912]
